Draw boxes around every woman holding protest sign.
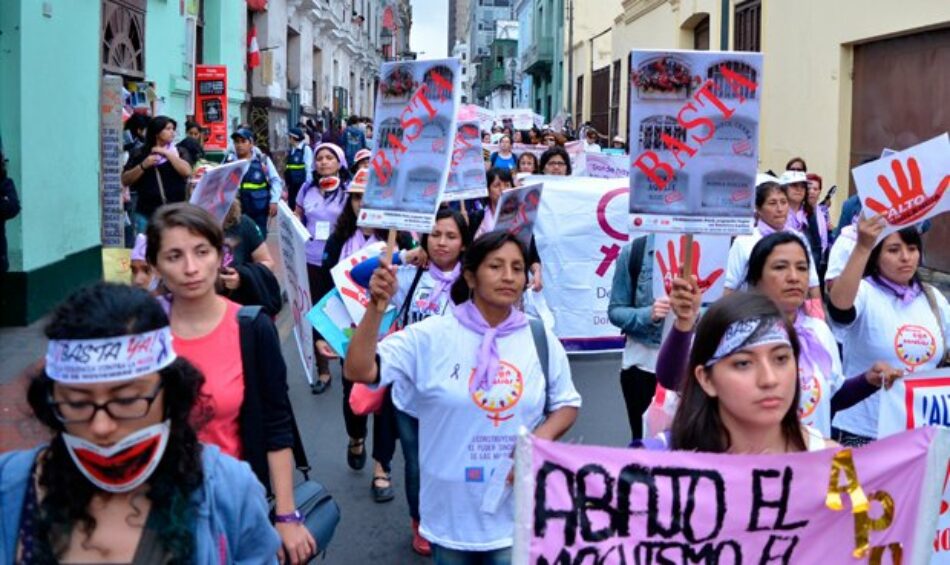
[315,168,414,503]
[345,230,581,564]
[295,142,350,394]
[469,168,543,291]
[0,282,279,563]
[348,206,470,554]
[643,292,834,453]
[658,232,901,437]
[146,203,317,563]
[723,179,822,308]
[827,215,950,446]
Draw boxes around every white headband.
[706,317,791,366]
[46,327,177,383]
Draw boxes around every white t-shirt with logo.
[825,226,857,282]
[376,310,582,551]
[723,226,820,290]
[831,281,950,438]
[796,314,845,436]
[390,265,457,417]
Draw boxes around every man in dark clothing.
[342,115,367,166]
[0,151,21,274]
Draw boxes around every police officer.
[229,128,282,237]
[284,126,313,208]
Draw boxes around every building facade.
[563,0,623,136]
[610,0,950,269]
[448,0,472,55]
[451,40,472,103]
[519,0,565,121]
[468,0,514,108]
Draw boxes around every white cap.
[778,170,808,186]
[756,173,780,188]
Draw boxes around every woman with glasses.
[0,282,278,563]
[539,147,572,176]
[146,203,316,564]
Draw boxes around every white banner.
[532,175,629,351]
[276,201,315,385]
[578,152,629,179]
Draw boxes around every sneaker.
[411,519,432,556]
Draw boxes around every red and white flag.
[247,25,261,69]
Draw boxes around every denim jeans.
[394,408,420,521]
[431,545,512,565]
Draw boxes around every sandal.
[311,374,332,395]
[347,438,366,471]
[371,472,395,503]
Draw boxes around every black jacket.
[225,262,283,317]
[0,177,21,274]
[236,306,296,493]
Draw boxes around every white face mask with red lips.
[62,420,171,494]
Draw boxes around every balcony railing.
[521,37,553,76]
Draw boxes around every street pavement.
[277,307,630,564]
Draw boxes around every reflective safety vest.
[240,158,269,191]
[285,145,307,186]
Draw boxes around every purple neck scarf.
[866,275,921,305]
[756,221,779,237]
[153,142,178,166]
[452,300,528,394]
[426,263,461,310]
[341,230,379,259]
[785,208,807,233]
[475,207,496,239]
[793,312,833,380]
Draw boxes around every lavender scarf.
[452,300,528,394]
[341,229,380,259]
[865,275,921,305]
[793,312,834,381]
[426,263,461,311]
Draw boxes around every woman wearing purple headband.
[0,283,278,563]
[642,292,836,453]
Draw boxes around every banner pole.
[376,229,397,313]
[682,233,694,279]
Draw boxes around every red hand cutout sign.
[655,235,725,296]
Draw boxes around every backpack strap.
[397,267,427,329]
[528,316,551,414]
[627,235,648,307]
[237,306,312,479]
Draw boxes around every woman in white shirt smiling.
[345,230,581,564]
[828,215,950,446]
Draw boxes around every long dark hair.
[332,193,388,244]
[26,283,209,561]
[421,207,470,266]
[863,226,922,283]
[450,230,528,304]
[746,232,810,287]
[145,116,177,150]
[669,292,804,453]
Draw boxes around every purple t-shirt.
[296,181,347,265]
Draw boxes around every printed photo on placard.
[628,50,762,235]
[360,58,461,232]
[443,119,488,201]
[493,183,543,248]
[189,159,251,225]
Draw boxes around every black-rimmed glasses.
[48,382,165,424]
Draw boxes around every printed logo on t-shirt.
[469,360,524,427]
[797,368,821,420]
[465,467,484,482]
[894,324,937,370]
